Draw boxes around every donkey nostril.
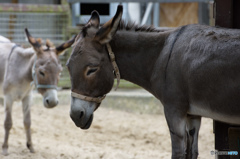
[79,111,84,119]
[46,99,49,104]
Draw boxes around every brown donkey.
[67,5,240,159]
[0,29,75,155]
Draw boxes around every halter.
[31,56,58,90]
[71,43,121,103]
[3,41,57,90]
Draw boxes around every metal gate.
[0,3,71,88]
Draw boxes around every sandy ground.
[0,91,215,159]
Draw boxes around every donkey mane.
[81,20,167,36]
[118,20,163,33]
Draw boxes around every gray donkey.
[67,5,240,159]
[0,29,75,155]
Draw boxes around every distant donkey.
[0,29,75,155]
[67,5,240,159]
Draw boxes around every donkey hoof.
[27,143,35,153]
[30,148,35,153]
[2,148,9,156]
[28,146,35,153]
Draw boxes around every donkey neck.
[110,30,171,92]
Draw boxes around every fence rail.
[0,12,68,44]
[0,3,71,88]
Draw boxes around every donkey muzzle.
[43,89,58,108]
[70,97,97,129]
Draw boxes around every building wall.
[160,2,198,27]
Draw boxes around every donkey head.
[67,5,123,129]
[25,28,75,108]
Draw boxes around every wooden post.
[7,0,18,41]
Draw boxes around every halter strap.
[31,56,58,90]
[71,43,120,103]
[106,43,121,90]
[71,92,106,103]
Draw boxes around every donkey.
[66,5,240,159]
[0,29,75,155]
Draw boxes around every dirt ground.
[0,91,215,159]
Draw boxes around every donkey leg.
[164,107,188,159]
[22,95,35,153]
[186,116,201,159]
[2,96,13,156]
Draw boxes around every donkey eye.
[86,68,98,76]
[39,70,45,77]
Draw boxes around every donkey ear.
[25,28,42,53]
[94,5,123,44]
[56,35,77,55]
[87,10,100,28]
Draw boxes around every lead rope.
[106,43,120,90]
